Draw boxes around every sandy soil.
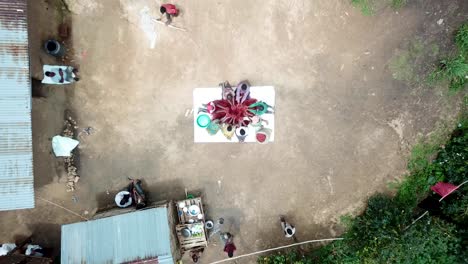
[0,0,467,262]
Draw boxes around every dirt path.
[0,0,467,262]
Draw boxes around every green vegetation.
[430,24,468,91]
[455,24,468,55]
[389,39,426,83]
[430,55,468,91]
[351,0,407,16]
[351,0,373,16]
[259,112,468,263]
[390,0,406,9]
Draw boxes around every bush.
[378,217,461,264]
[437,120,468,225]
[258,251,313,264]
[312,195,462,263]
[260,116,468,264]
[430,55,468,91]
[429,23,468,91]
[435,122,468,184]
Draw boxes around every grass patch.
[430,23,468,91]
[389,50,415,82]
[429,55,468,91]
[351,0,407,16]
[391,0,406,9]
[351,0,373,16]
[389,39,432,84]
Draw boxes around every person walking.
[280,216,296,238]
[158,3,179,25]
[220,232,236,258]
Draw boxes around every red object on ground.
[210,98,257,127]
[256,133,266,143]
[161,4,179,15]
[431,182,458,199]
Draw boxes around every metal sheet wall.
[61,208,175,264]
[0,0,34,211]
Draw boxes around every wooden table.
[175,197,208,253]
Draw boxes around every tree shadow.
[25,222,62,258]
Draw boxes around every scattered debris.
[185,108,194,117]
[437,19,444,25]
[78,126,95,138]
[63,114,80,192]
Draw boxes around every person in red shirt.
[221,232,236,258]
[159,4,179,25]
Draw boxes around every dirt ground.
[1,0,467,263]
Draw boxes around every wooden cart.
[175,197,208,253]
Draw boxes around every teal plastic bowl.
[196,114,211,128]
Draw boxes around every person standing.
[158,4,179,25]
[220,232,236,258]
[280,216,296,238]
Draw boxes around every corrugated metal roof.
[0,0,34,211]
[61,207,175,264]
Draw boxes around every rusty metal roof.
[0,0,34,211]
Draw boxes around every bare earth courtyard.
[1,0,467,263]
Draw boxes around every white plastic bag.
[52,135,79,157]
[0,243,16,256]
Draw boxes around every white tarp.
[52,136,79,157]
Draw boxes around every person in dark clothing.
[120,194,131,206]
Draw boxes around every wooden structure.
[175,197,208,253]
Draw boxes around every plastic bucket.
[196,114,211,128]
[256,127,272,144]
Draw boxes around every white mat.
[193,86,275,143]
[42,65,75,84]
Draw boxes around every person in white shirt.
[115,191,132,208]
[280,216,296,238]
